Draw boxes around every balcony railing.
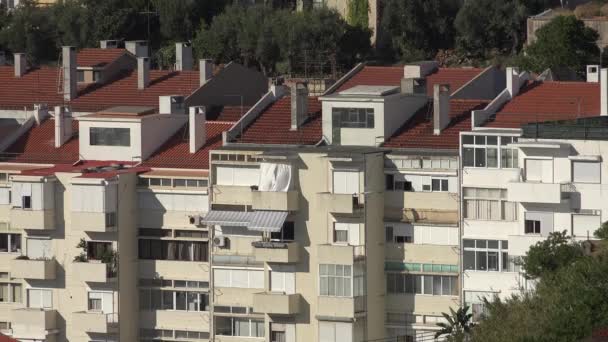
[251,241,299,263]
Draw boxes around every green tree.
[519,230,584,279]
[435,306,473,342]
[595,221,608,240]
[347,0,369,29]
[517,15,599,75]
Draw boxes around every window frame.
[462,134,519,169]
[0,233,21,254]
[89,127,131,147]
[463,239,511,272]
[463,187,517,221]
[332,107,375,129]
[319,264,353,298]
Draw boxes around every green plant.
[436,305,473,341]
[73,253,87,262]
[594,221,608,240]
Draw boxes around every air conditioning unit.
[189,215,201,226]
[214,235,227,248]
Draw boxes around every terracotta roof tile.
[0,66,199,112]
[334,66,484,96]
[237,96,322,145]
[2,118,80,164]
[384,99,488,150]
[0,333,18,342]
[77,48,129,68]
[143,121,233,169]
[486,81,600,128]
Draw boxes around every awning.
[201,210,252,227]
[248,210,288,233]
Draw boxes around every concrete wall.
[452,67,506,101]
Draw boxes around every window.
[138,240,208,262]
[333,224,348,243]
[385,224,413,244]
[270,222,295,241]
[213,268,264,289]
[21,195,31,209]
[216,317,264,337]
[87,292,113,313]
[319,321,352,342]
[139,289,209,311]
[87,241,112,260]
[333,222,359,245]
[332,170,359,194]
[332,107,374,128]
[0,233,21,253]
[385,174,413,191]
[77,70,85,82]
[463,135,518,168]
[270,266,295,294]
[463,188,517,221]
[90,127,130,146]
[525,220,541,234]
[463,239,510,272]
[573,161,601,183]
[500,136,519,168]
[0,283,21,303]
[431,178,449,192]
[27,288,52,309]
[319,264,352,297]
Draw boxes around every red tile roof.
[2,118,80,164]
[0,66,199,112]
[0,333,18,342]
[143,121,233,169]
[334,66,484,96]
[77,48,129,68]
[237,96,322,145]
[486,81,600,128]
[384,99,489,150]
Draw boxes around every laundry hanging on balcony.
[258,163,292,192]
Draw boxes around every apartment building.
[459,66,607,320]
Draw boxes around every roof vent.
[159,95,185,115]
[587,65,599,83]
[54,106,73,148]
[189,106,207,153]
[62,46,77,101]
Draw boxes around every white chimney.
[100,40,120,49]
[189,106,207,153]
[176,42,193,71]
[199,59,213,86]
[0,51,5,66]
[433,84,450,135]
[506,67,520,98]
[126,40,149,58]
[403,61,438,79]
[291,83,309,130]
[601,68,608,116]
[63,46,77,101]
[14,53,26,77]
[138,57,150,90]
[33,104,49,125]
[587,65,600,83]
[54,106,73,148]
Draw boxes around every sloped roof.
[77,48,130,68]
[384,99,489,150]
[236,96,322,145]
[334,66,484,96]
[0,66,199,112]
[143,121,233,169]
[486,81,600,128]
[206,105,252,122]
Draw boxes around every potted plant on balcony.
[73,238,88,262]
[101,250,118,278]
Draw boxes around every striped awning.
[248,210,288,233]
[201,210,252,227]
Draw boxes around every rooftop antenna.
[138,0,158,41]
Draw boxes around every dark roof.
[334,66,484,96]
[77,48,129,68]
[236,96,322,145]
[486,81,600,128]
[384,99,488,150]
[206,105,252,122]
[143,121,233,169]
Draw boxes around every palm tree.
[435,305,473,341]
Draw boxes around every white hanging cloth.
[258,163,292,192]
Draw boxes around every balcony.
[253,292,301,315]
[72,261,117,283]
[71,212,117,232]
[252,241,299,263]
[10,257,56,280]
[212,185,252,206]
[10,308,57,339]
[506,182,561,204]
[72,311,118,334]
[9,208,54,230]
[316,296,366,319]
[317,244,365,265]
[251,190,299,211]
[318,193,363,214]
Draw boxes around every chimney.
[433,84,450,135]
[176,42,193,71]
[587,65,600,83]
[159,95,185,115]
[125,40,149,58]
[54,106,73,148]
[601,68,608,116]
[199,59,213,86]
[0,51,5,66]
[506,67,520,97]
[62,46,77,101]
[100,40,120,49]
[189,106,207,153]
[14,53,26,77]
[138,57,150,90]
[290,82,309,130]
[33,104,49,125]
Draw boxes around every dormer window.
[332,108,375,129]
[90,127,130,146]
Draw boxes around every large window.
[332,108,374,128]
[213,268,264,289]
[319,264,352,297]
[0,275,21,303]
[27,288,52,309]
[463,188,517,221]
[139,289,209,312]
[462,135,518,168]
[386,273,458,296]
[87,241,112,260]
[0,233,21,253]
[270,222,295,241]
[523,212,553,236]
[463,239,519,272]
[90,127,130,146]
[138,239,208,262]
[572,161,601,184]
[216,317,264,338]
